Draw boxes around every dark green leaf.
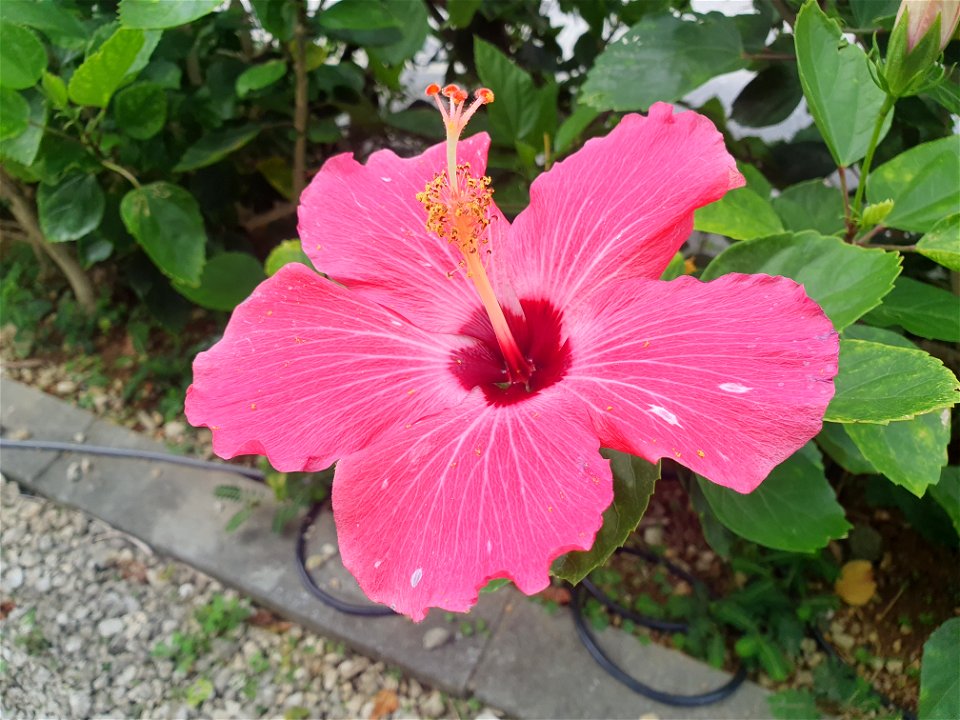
[739,162,772,198]
[1,92,48,166]
[0,88,29,140]
[694,186,783,241]
[794,1,891,166]
[731,64,803,128]
[825,340,959,424]
[0,22,46,89]
[249,0,296,41]
[0,1,86,42]
[314,0,402,46]
[816,422,877,475]
[867,137,960,233]
[37,174,105,242]
[173,125,260,172]
[474,38,540,143]
[845,409,950,496]
[235,60,287,97]
[114,82,167,140]
[447,0,481,28]
[863,277,960,342]
[919,618,960,720]
[68,28,160,107]
[917,214,960,271]
[371,0,428,66]
[849,0,899,27]
[264,239,314,277]
[225,506,253,533]
[842,323,915,348]
[554,103,599,155]
[929,467,960,536]
[771,179,845,236]
[120,182,206,285]
[119,0,222,29]
[552,449,658,584]
[582,12,746,111]
[698,444,849,552]
[174,252,266,311]
[701,231,902,331]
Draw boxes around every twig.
[771,0,797,29]
[854,224,888,245]
[240,202,297,232]
[101,160,141,189]
[291,0,309,200]
[876,582,908,621]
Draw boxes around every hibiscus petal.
[333,389,613,621]
[185,263,472,472]
[298,133,507,335]
[505,103,743,310]
[561,274,839,493]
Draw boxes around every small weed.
[153,594,251,672]
[185,678,213,708]
[15,609,50,655]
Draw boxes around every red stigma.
[442,84,461,98]
[425,83,441,96]
[475,88,494,104]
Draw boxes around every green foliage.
[67,28,159,107]
[119,0,222,29]
[919,618,959,720]
[152,594,250,673]
[864,276,960,342]
[37,174,105,242]
[173,252,265,311]
[694,187,783,241]
[0,22,47,90]
[917,215,960,271]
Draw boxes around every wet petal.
[333,389,612,621]
[505,104,743,310]
[561,274,839,493]
[185,263,471,471]
[298,133,507,335]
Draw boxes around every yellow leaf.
[835,559,877,606]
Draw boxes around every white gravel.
[0,476,503,719]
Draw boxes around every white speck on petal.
[381,479,389,489]
[486,540,492,554]
[374,559,382,569]
[648,405,681,427]
[718,383,752,394]
[390,319,403,327]
[410,568,423,588]
[381,176,392,182]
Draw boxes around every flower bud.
[882,0,960,96]
[895,0,960,52]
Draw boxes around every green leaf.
[235,60,287,98]
[696,443,850,553]
[849,0,899,27]
[0,88,29,140]
[825,340,959,424]
[552,449,658,584]
[731,63,803,129]
[554,103,599,155]
[701,231,902,331]
[173,125,260,172]
[929,467,960,536]
[0,1,86,42]
[767,689,821,720]
[371,0,428,66]
[867,136,960,233]
[0,90,44,165]
[40,72,67,109]
[845,409,950,496]
[694,186,783,241]
[842,323,915,348]
[264,240,315,276]
[37,174,105,242]
[816,422,877,475]
[120,182,206,286]
[119,0,222,29]
[659,252,686,281]
[917,214,960,271]
[0,22,46,89]
[582,12,746,111]
[739,162,772,198]
[771,179,845,236]
[863,277,960,342]
[174,252,266,311]
[249,0,295,41]
[68,28,160,107]
[474,38,540,143]
[315,0,402,47]
[114,82,167,140]
[794,1,891,166]
[919,618,960,720]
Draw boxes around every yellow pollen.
[697,449,705,458]
[416,165,494,256]
[250,403,257,410]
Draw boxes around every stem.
[851,94,895,217]
[0,170,97,315]
[837,166,852,238]
[291,0,309,200]
[101,160,141,189]
[854,224,887,245]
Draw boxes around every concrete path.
[0,377,771,719]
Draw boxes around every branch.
[239,201,297,232]
[0,169,97,314]
[292,0,309,200]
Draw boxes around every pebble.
[421,690,446,718]
[98,618,124,638]
[423,626,452,650]
[55,380,77,395]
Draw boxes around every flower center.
[416,84,536,386]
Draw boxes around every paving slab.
[0,377,772,718]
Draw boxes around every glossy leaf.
[702,232,901,331]
[119,0,222,29]
[771,179,845,236]
[315,0,402,47]
[731,63,803,128]
[120,182,206,286]
[68,28,160,107]
[825,340,959,424]
[794,1,891,166]
[816,423,877,475]
[929,467,960,536]
[864,277,960,342]
[0,1,86,41]
[474,38,540,143]
[0,22,46,89]
[0,90,45,165]
[581,12,745,111]
[174,252,265,311]
[114,82,167,139]
[552,449,658,584]
[0,88,29,140]
[867,137,960,233]
[919,618,960,720]
[264,239,315,276]
[37,174,105,242]
[173,125,260,172]
[235,60,287,97]
[696,444,850,553]
[917,215,960,271]
[694,186,783,241]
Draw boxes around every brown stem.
[771,0,797,29]
[743,52,796,62]
[240,201,297,232]
[291,0,309,201]
[0,170,97,314]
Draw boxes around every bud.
[882,1,960,96]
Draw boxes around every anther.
[475,88,494,104]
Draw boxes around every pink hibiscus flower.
[186,85,839,621]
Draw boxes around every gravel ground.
[0,476,501,720]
